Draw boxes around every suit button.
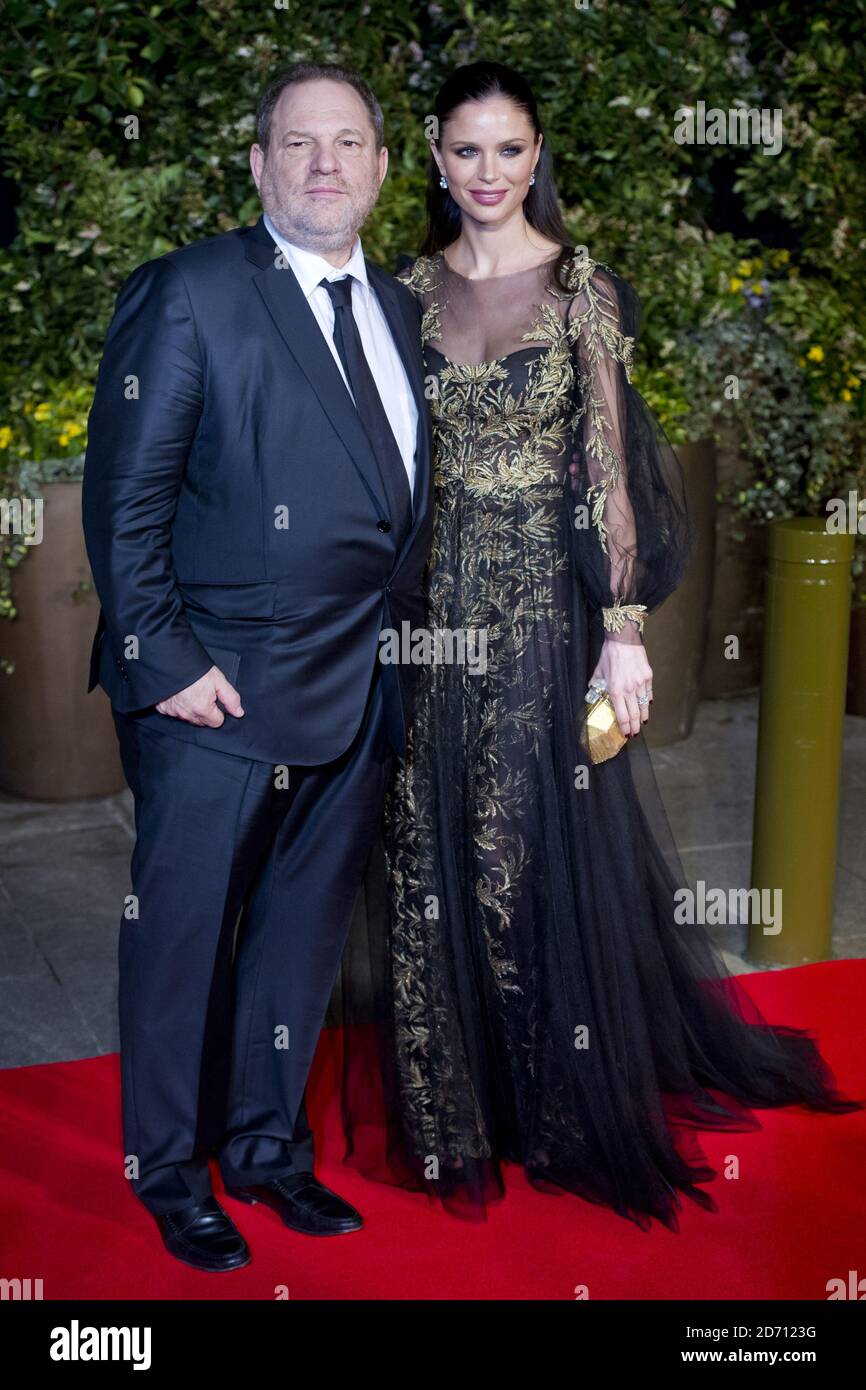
[377,519,391,533]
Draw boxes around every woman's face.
[432,95,541,226]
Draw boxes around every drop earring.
[439,175,448,189]
[529,172,536,186]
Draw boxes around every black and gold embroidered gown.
[339,248,861,1231]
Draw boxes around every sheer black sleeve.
[566,259,692,644]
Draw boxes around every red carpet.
[1,959,864,1300]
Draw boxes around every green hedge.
[2,1,863,375]
[1,0,865,567]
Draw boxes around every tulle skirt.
[337,609,863,1234]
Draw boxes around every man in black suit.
[82,62,432,1271]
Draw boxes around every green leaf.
[72,76,97,104]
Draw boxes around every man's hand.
[155,665,244,727]
[589,637,653,737]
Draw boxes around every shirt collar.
[262,212,369,299]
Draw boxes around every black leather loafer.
[154,1195,251,1271]
[224,1174,363,1236]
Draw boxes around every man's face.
[250,78,387,255]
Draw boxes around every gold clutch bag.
[580,690,628,765]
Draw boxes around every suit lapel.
[366,259,433,569]
[243,218,388,517]
[241,216,432,570]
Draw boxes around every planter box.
[846,603,866,716]
[643,440,717,748]
[0,479,125,800]
[699,426,766,697]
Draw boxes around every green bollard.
[748,517,854,965]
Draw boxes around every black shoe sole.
[160,1241,252,1273]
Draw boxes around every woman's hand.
[588,636,653,736]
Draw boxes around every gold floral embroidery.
[433,343,574,499]
[602,600,648,636]
[381,249,647,1162]
[399,254,444,344]
[559,251,635,379]
[562,254,637,576]
[406,250,635,568]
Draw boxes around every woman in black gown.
[340,61,862,1232]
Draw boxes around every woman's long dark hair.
[420,61,574,289]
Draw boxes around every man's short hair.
[255,62,385,155]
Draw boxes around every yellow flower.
[847,376,861,388]
[806,346,825,363]
[753,257,764,271]
[737,260,753,276]
[63,420,83,437]
[772,249,791,266]
[23,401,33,415]
[729,277,744,292]
[0,426,12,449]
[841,390,853,403]
[33,402,50,420]
[797,356,806,367]
[748,281,765,296]
[58,433,69,446]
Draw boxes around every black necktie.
[321,275,413,543]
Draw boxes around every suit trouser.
[112,663,391,1215]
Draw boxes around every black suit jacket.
[82,215,434,765]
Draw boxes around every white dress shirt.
[263,212,418,498]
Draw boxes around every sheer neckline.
[439,249,561,283]
[416,247,573,369]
